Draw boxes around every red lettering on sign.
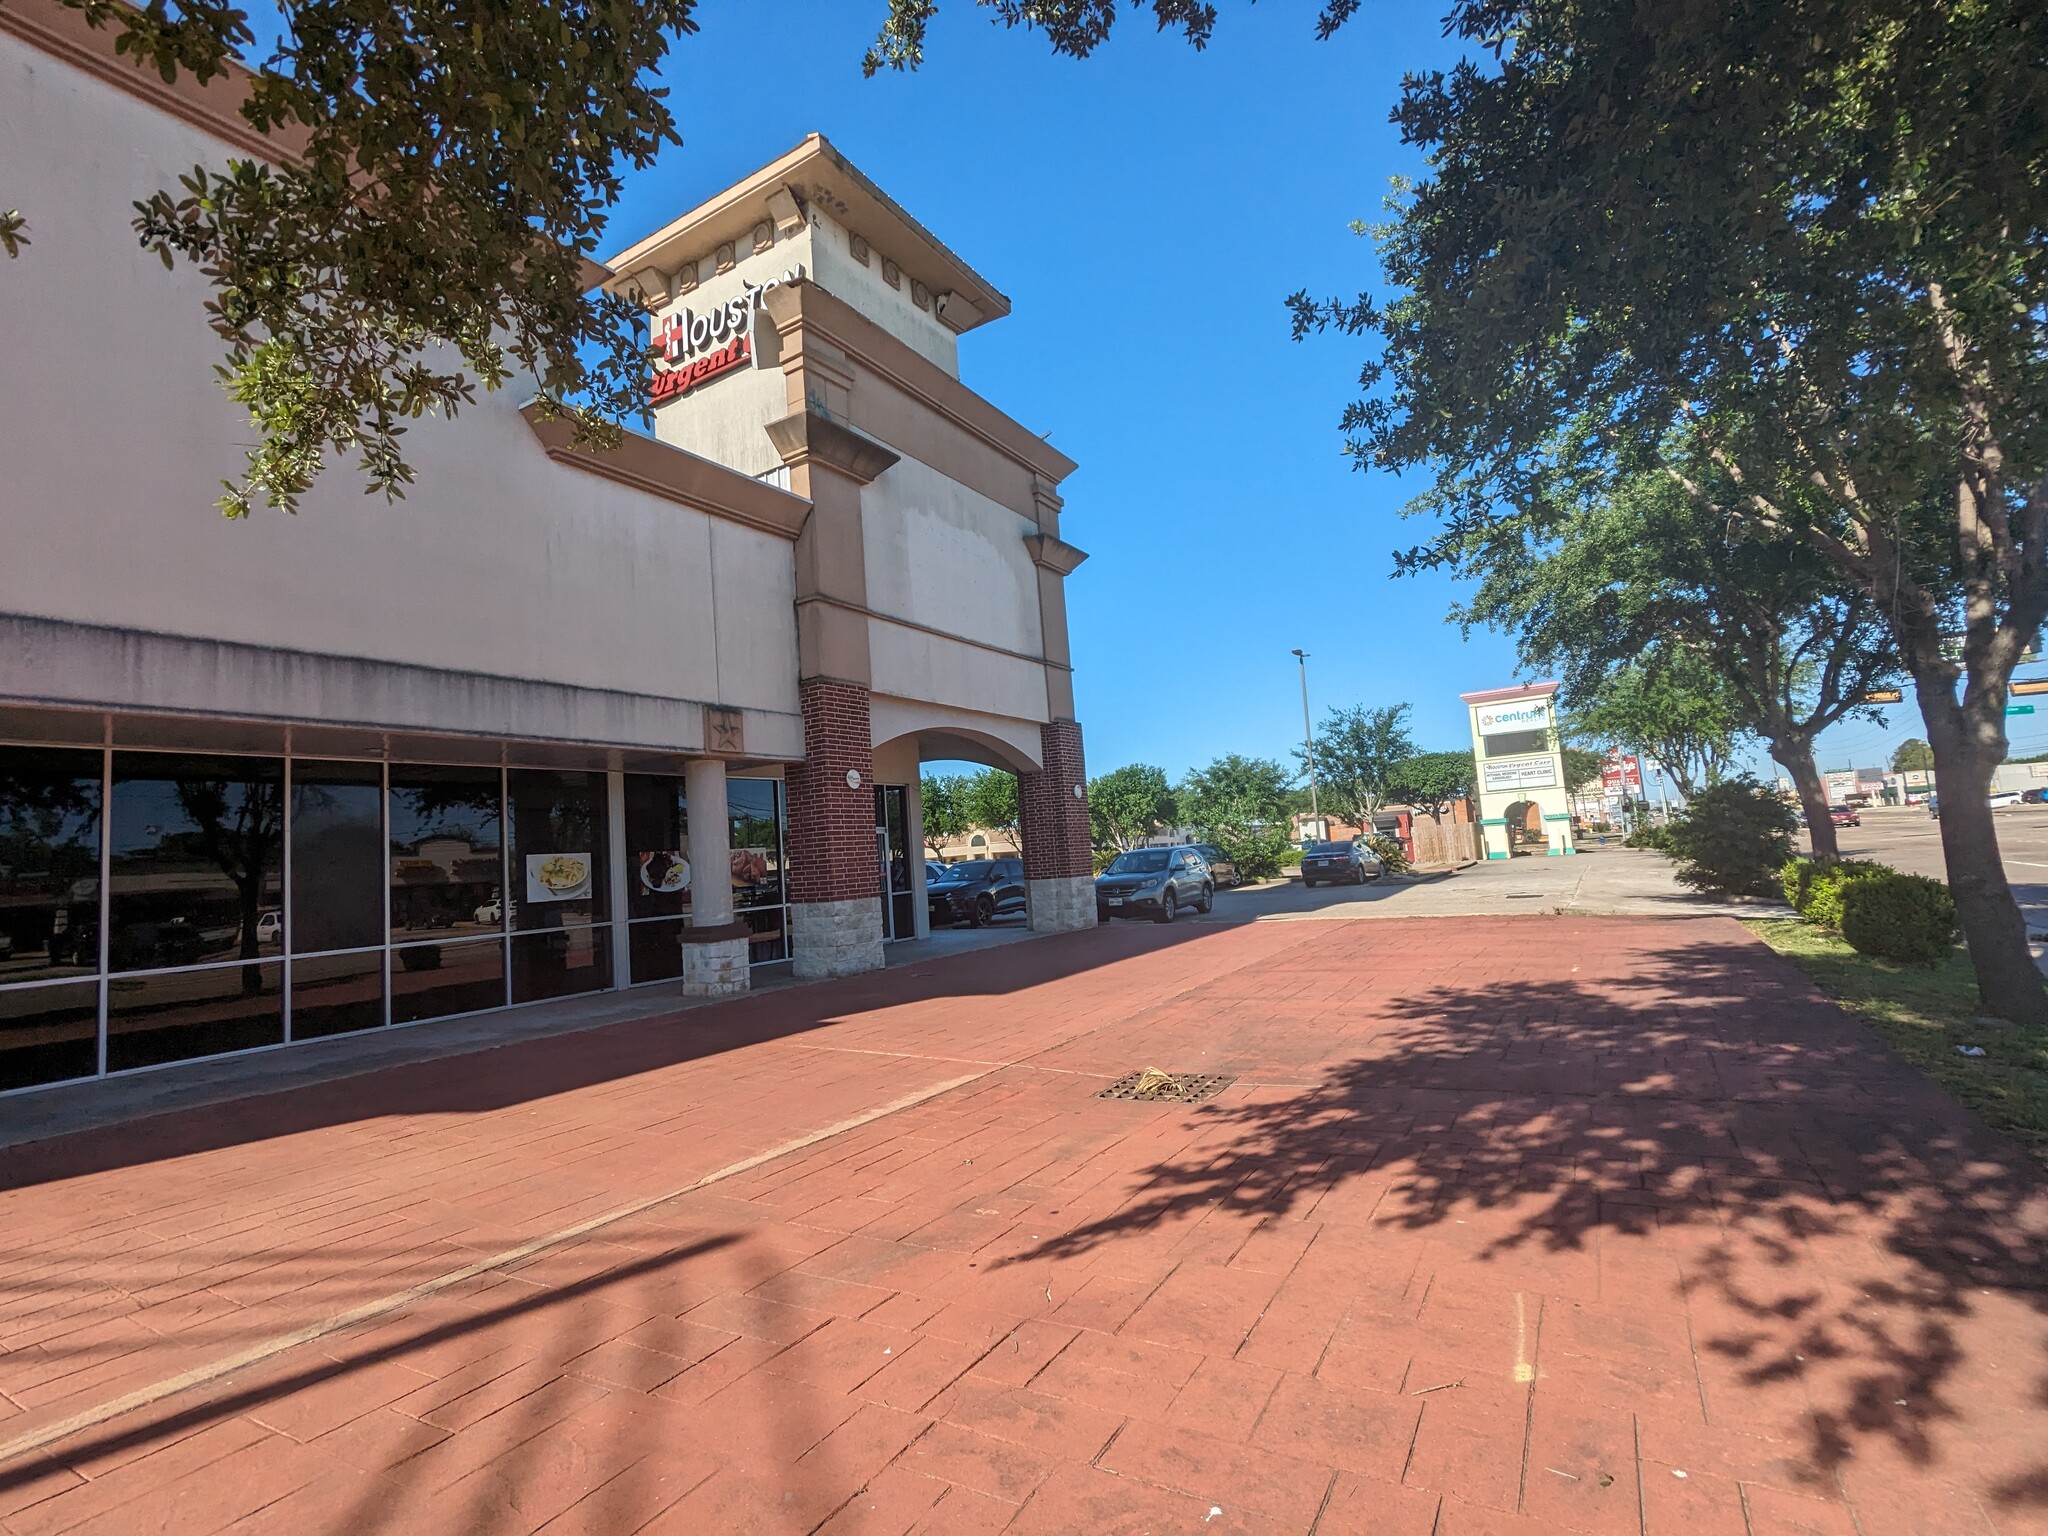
[650,333,750,405]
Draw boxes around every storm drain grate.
[1097,1068,1236,1105]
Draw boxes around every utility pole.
[1292,649,1319,833]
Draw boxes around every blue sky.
[603,1,1969,782]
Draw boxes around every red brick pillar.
[784,678,885,977]
[1020,719,1096,932]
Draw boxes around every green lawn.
[1746,919,2048,1162]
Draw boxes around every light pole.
[1292,649,1319,832]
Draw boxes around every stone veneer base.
[791,896,886,979]
[1027,875,1098,934]
[680,936,751,997]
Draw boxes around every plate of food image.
[527,852,591,902]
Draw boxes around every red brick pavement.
[0,915,2043,1535]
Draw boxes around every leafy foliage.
[919,773,969,856]
[1624,822,1675,853]
[1177,754,1293,880]
[1840,871,1959,964]
[1088,763,1177,852]
[1664,777,1796,897]
[1566,655,1747,799]
[1303,704,1412,826]
[1365,833,1408,875]
[958,770,1020,845]
[24,0,701,517]
[1385,749,1474,819]
[1287,0,2048,1016]
[862,0,1361,75]
[1803,860,1888,932]
[1891,739,1936,774]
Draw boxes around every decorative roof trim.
[1458,681,1562,705]
[521,404,811,540]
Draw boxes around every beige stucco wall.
[0,30,801,757]
[806,209,960,377]
[861,459,1044,659]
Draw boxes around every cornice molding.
[1023,533,1088,577]
[521,404,812,540]
[764,407,902,486]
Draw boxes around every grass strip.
[1745,918,2048,1163]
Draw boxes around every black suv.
[1095,847,1213,923]
[928,857,1026,928]
[1300,839,1382,887]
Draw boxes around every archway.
[1503,799,1542,854]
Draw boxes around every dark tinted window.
[728,778,784,911]
[110,753,283,971]
[1484,728,1551,758]
[0,746,102,983]
[943,860,996,880]
[389,766,502,941]
[1106,850,1171,874]
[291,762,383,954]
[509,769,607,930]
[624,774,688,920]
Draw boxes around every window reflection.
[110,754,283,972]
[389,767,503,941]
[0,747,102,984]
[290,950,384,1039]
[729,779,784,912]
[511,927,610,1004]
[391,936,505,1024]
[108,959,282,1072]
[0,979,98,1090]
[508,769,607,931]
[292,762,383,954]
[624,775,688,921]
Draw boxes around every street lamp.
[1292,649,1319,830]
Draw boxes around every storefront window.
[390,767,503,942]
[290,950,385,1039]
[0,746,102,983]
[0,980,99,1091]
[110,754,283,974]
[729,778,787,963]
[107,959,282,1072]
[291,762,383,955]
[508,769,607,931]
[392,936,505,1024]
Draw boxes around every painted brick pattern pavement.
[0,915,2043,1534]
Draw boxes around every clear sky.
[602,1,1984,783]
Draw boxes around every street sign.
[2009,705,2036,716]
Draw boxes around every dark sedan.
[1190,843,1242,888]
[1299,839,1382,888]
[1095,846,1213,923]
[927,857,1026,928]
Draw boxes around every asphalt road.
[1829,803,2048,938]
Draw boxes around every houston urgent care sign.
[647,268,800,405]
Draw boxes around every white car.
[255,909,281,945]
[1989,791,2023,809]
[474,899,503,924]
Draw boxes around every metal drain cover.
[1097,1069,1235,1105]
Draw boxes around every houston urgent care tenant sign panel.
[1482,755,1558,793]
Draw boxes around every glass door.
[874,785,914,942]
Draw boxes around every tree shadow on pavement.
[1002,927,2048,1517]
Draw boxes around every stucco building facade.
[0,3,1093,1096]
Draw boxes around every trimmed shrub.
[1781,856,1817,912]
[1366,834,1410,875]
[1840,870,1959,963]
[1276,846,1303,869]
[1804,859,1886,930]
[1666,777,1798,896]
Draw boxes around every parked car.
[1095,846,1213,923]
[474,898,503,925]
[1189,843,1241,888]
[254,909,282,946]
[927,857,1026,928]
[924,859,951,886]
[1828,806,1861,828]
[2023,788,2048,805]
[1989,790,2023,809]
[1299,839,1382,888]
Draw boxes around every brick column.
[1020,719,1096,933]
[784,677,885,977]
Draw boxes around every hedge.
[1839,871,1959,964]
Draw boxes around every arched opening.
[1503,798,1542,854]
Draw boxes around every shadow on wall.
[996,935,2048,1518]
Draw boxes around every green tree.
[1303,704,1414,828]
[1451,468,1900,857]
[1385,750,1474,822]
[918,773,969,859]
[1286,0,2048,1016]
[958,770,1020,852]
[1892,739,1936,774]
[6,0,701,517]
[1562,748,1606,799]
[1567,657,1748,801]
[1088,764,1176,853]
[1177,754,1294,879]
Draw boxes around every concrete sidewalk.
[0,915,2042,1534]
